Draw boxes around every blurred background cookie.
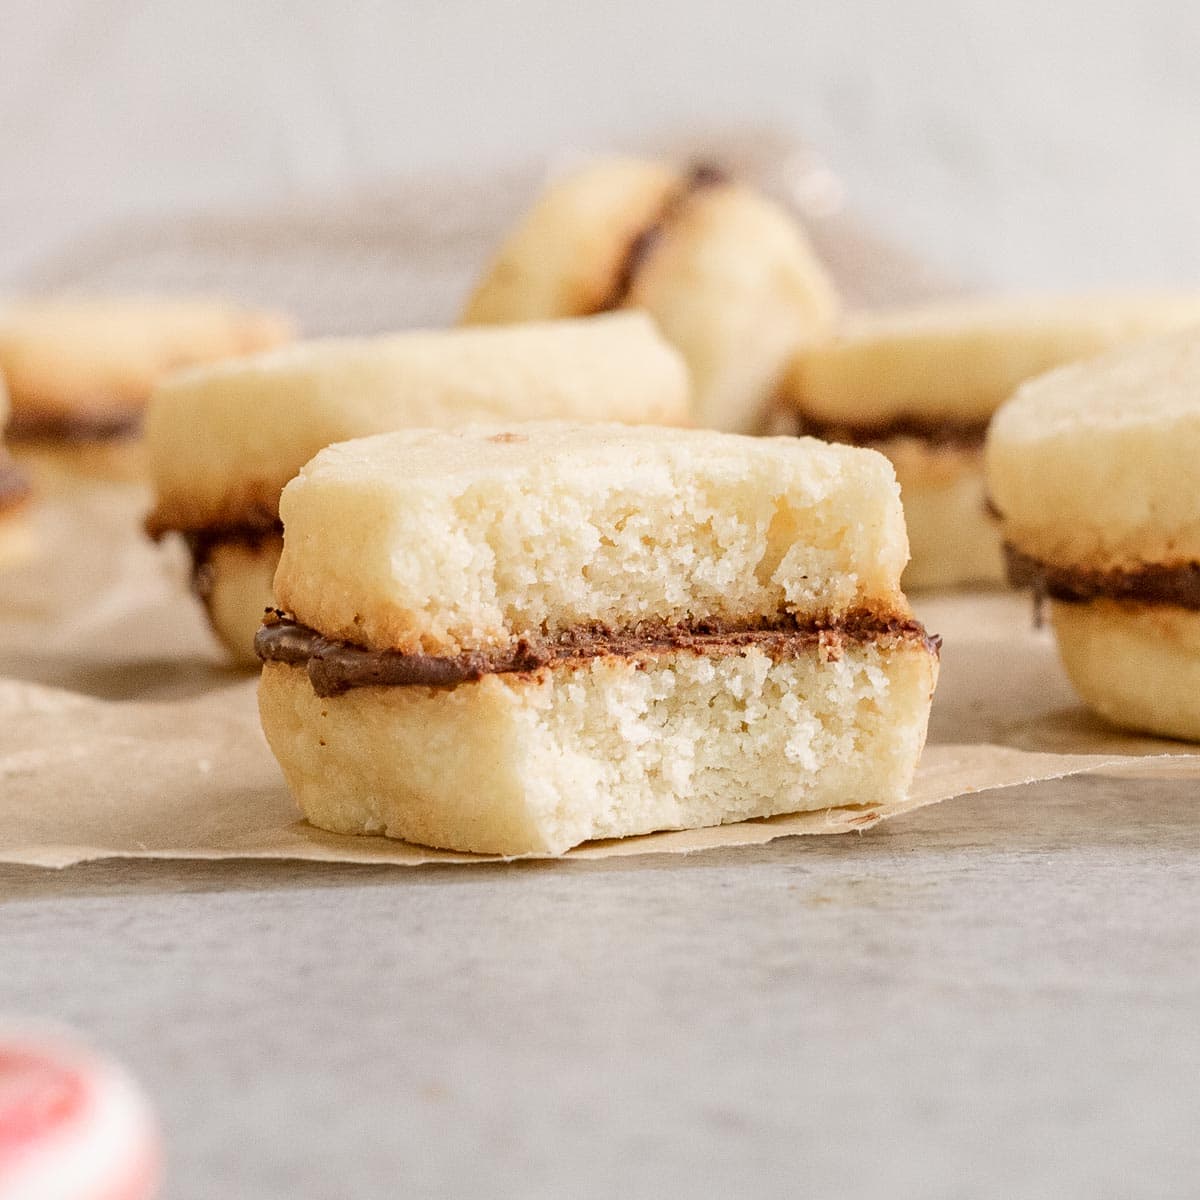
[144,313,690,663]
[987,327,1200,740]
[462,157,839,434]
[779,294,1200,590]
[0,296,294,482]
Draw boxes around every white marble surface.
[2,772,1199,1198]
[3,0,1200,289]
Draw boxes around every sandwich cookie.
[256,422,939,856]
[0,1032,159,1200]
[0,386,32,567]
[779,294,1200,589]
[461,157,839,433]
[145,313,689,663]
[987,328,1200,741]
[0,296,293,480]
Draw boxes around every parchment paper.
[2,131,1196,868]
[1,485,1197,869]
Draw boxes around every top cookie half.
[781,293,1200,435]
[145,313,688,535]
[986,326,1200,571]
[273,422,911,655]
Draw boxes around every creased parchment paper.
[2,485,1198,869]
[3,132,1197,868]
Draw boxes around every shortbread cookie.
[0,388,32,567]
[462,158,839,433]
[257,422,939,856]
[780,293,1200,589]
[145,314,689,663]
[0,296,293,478]
[987,328,1200,740]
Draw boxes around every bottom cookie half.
[192,533,284,666]
[258,635,938,856]
[1053,598,1200,742]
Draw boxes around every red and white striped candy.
[0,1035,159,1200]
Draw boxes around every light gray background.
[3,0,1200,289]
[4,4,1200,1197]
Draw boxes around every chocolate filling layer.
[1005,544,1200,610]
[593,162,729,314]
[7,408,142,444]
[790,410,990,450]
[256,611,940,698]
[0,455,31,515]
